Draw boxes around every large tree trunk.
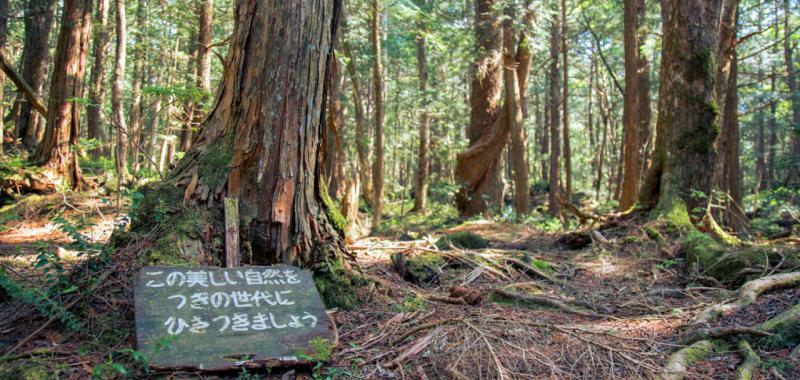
[411,0,430,212]
[561,0,572,202]
[16,0,54,151]
[87,0,110,158]
[137,0,346,269]
[548,9,562,217]
[112,0,130,181]
[638,0,723,225]
[619,0,642,211]
[342,38,374,208]
[30,0,92,190]
[370,0,385,228]
[455,0,505,217]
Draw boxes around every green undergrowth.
[373,200,460,237]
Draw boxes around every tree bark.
[112,0,130,181]
[638,0,724,225]
[0,0,7,157]
[561,0,572,203]
[31,0,92,190]
[143,0,346,267]
[619,0,642,211]
[455,0,505,217]
[783,0,799,185]
[411,0,430,212]
[16,0,54,151]
[342,38,374,208]
[548,9,562,217]
[370,0,385,228]
[128,0,147,172]
[87,0,110,158]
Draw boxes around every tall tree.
[619,0,642,210]
[342,37,374,207]
[371,0,385,228]
[15,0,55,150]
[87,0,111,157]
[411,0,430,212]
[548,7,562,217]
[112,0,130,181]
[784,0,800,185]
[128,0,147,171]
[136,0,348,268]
[31,0,92,189]
[455,0,505,217]
[0,0,7,157]
[638,0,724,224]
[561,0,572,202]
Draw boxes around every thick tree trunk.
[371,0,385,228]
[342,38,374,208]
[455,0,505,217]
[638,0,723,225]
[141,0,346,268]
[30,0,92,190]
[411,0,430,212]
[112,0,130,181]
[619,0,642,211]
[548,10,562,217]
[16,0,54,151]
[87,0,110,158]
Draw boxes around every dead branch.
[492,288,597,318]
[0,48,48,117]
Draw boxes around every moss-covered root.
[661,340,714,380]
[692,271,800,325]
[756,304,800,349]
[734,340,761,380]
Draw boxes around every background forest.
[0,0,799,378]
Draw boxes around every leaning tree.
[128,0,354,305]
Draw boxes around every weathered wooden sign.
[134,265,335,371]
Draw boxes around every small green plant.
[92,354,128,379]
[761,358,788,373]
[656,258,682,270]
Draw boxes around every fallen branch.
[505,257,572,289]
[492,288,597,318]
[0,48,48,117]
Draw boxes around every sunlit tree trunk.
[112,0,130,181]
[342,38,374,208]
[455,0,505,217]
[31,0,92,190]
[411,0,430,212]
[16,0,54,151]
[87,0,110,158]
[638,0,723,224]
[370,0,385,228]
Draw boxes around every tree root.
[691,271,800,326]
[492,288,598,318]
[661,340,714,380]
[680,326,772,346]
[734,340,761,380]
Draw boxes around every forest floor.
[0,192,798,379]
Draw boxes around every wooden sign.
[134,265,335,371]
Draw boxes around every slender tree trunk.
[183,0,213,154]
[638,0,724,224]
[637,0,652,176]
[141,0,347,268]
[0,0,7,157]
[721,52,745,232]
[16,0,54,151]
[112,0,130,180]
[370,0,385,228]
[619,0,641,210]
[87,0,110,158]
[561,0,572,203]
[31,0,92,190]
[325,48,345,199]
[455,0,505,217]
[128,0,146,172]
[548,8,562,216]
[342,38,374,208]
[785,0,800,184]
[179,38,198,153]
[411,0,430,212]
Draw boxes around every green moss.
[435,232,489,250]
[196,136,233,191]
[394,294,427,313]
[313,256,364,310]
[319,178,347,238]
[687,48,714,82]
[656,194,693,230]
[509,252,554,275]
[644,226,666,244]
[0,363,54,380]
[758,304,800,350]
[684,232,800,282]
[137,207,212,266]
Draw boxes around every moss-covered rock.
[435,232,489,250]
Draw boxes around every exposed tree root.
[734,340,761,380]
[680,326,772,346]
[492,288,598,318]
[661,340,714,380]
[691,271,800,326]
